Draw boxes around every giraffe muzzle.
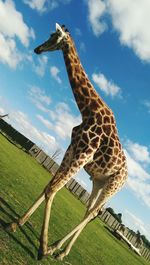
[34,46,43,54]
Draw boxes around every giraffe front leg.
[7,191,45,232]
[38,192,55,260]
[47,239,63,256]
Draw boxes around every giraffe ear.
[56,23,63,33]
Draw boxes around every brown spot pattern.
[60,31,128,209]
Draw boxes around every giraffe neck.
[62,40,105,119]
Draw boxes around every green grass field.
[0,133,149,265]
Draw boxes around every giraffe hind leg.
[48,213,92,260]
[49,173,126,260]
[47,179,104,257]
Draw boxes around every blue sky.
[0,0,150,240]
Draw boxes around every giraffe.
[9,23,128,261]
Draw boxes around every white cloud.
[87,0,150,62]
[24,0,72,13]
[28,85,51,111]
[0,0,35,68]
[0,107,6,116]
[0,33,23,69]
[10,110,59,154]
[92,72,121,97]
[125,140,150,164]
[144,101,150,113]
[80,42,86,52]
[108,0,150,62]
[49,102,81,140]
[124,210,150,240]
[125,150,150,182]
[75,28,82,36]
[23,0,47,13]
[0,0,35,46]
[124,149,150,208]
[28,86,81,140]
[87,0,107,36]
[36,114,52,130]
[0,97,11,116]
[127,177,150,209]
[49,0,72,11]
[125,140,150,209]
[36,102,81,140]
[0,96,60,155]
[50,66,62,84]
[33,55,48,77]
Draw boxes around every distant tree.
[116,213,122,223]
[141,234,150,249]
[0,114,9,119]
[51,148,62,161]
[136,230,141,241]
[118,224,126,234]
[106,208,122,223]
[135,230,143,249]
[137,230,141,236]
[106,207,115,215]
[48,148,62,170]
[128,229,136,241]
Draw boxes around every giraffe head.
[34,23,70,54]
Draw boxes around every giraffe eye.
[50,33,55,37]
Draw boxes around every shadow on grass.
[0,196,39,259]
[104,225,135,251]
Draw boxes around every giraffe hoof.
[47,247,55,256]
[55,255,63,261]
[37,249,44,260]
[54,253,65,261]
[6,222,18,232]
